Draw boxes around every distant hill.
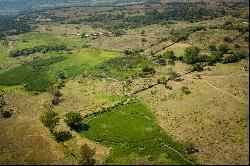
[0,0,151,14]
[0,0,247,15]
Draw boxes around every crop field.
[82,103,196,165]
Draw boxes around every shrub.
[40,110,60,131]
[207,51,223,65]
[157,76,168,84]
[167,68,179,80]
[189,63,203,72]
[52,130,72,142]
[163,50,177,60]
[141,30,146,36]
[218,44,229,54]
[50,89,62,105]
[64,112,89,132]
[234,44,240,48]
[208,44,217,51]
[52,96,60,105]
[155,57,166,66]
[185,142,199,154]
[58,71,67,80]
[142,66,155,75]
[167,59,175,65]
[0,108,12,118]
[224,36,232,43]
[183,46,200,64]
[180,86,190,94]
[141,38,147,42]
[222,52,246,64]
[78,144,96,165]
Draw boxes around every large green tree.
[183,46,200,64]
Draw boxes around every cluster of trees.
[170,26,205,43]
[10,44,70,57]
[220,21,249,33]
[40,107,96,164]
[40,109,89,142]
[153,50,179,66]
[183,44,247,72]
[0,15,34,39]
[81,2,224,32]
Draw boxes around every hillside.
[0,0,249,165]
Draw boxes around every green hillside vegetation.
[82,103,196,165]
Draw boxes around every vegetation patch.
[81,103,196,165]
[0,56,67,92]
[91,54,153,80]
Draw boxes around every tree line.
[10,44,71,57]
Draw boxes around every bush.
[157,76,168,84]
[155,57,166,66]
[183,46,200,64]
[207,51,223,65]
[142,66,155,75]
[40,110,60,131]
[163,50,177,60]
[208,44,217,51]
[224,36,232,43]
[64,112,89,132]
[180,86,190,94]
[0,108,12,118]
[234,44,240,48]
[185,142,199,154]
[78,144,96,165]
[222,52,246,64]
[52,130,72,142]
[167,68,179,80]
[50,89,62,105]
[189,63,203,72]
[218,44,229,54]
[167,59,175,65]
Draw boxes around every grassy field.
[0,48,122,91]
[81,102,196,165]
[13,32,83,50]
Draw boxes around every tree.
[78,144,96,165]
[164,50,177,60]
[40,110,60,131]
[52,130,72,142]
[183,46,200,64]
[64,112,88,132]
[207,51,223,65]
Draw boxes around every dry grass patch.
[136,62,249,165]
[0,90,74,164]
